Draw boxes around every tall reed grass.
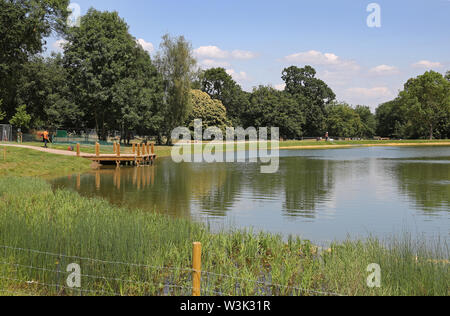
[0,177,448,296]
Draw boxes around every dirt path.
[0,144,77,156]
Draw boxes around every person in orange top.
[43,130,49,148]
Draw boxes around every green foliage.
[354,105,376,138]
[0,0,70,118]
[155,34,197,144]
[400,71,450,140]
[247,86,304,139]
[64,9,163,141]
[326,103,363,138]
[16,54,81,129]
[188,90,231,131]
[0,99,5,121]
[282,66,336,136]
[200,68,250,126]
[9,105,31,129]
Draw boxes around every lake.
[52,146,450,245]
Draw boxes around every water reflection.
[51,147,450,242]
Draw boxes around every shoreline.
[279,142,450,150]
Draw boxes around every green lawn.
[0,146,92,178]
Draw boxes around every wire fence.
[0,244,344,297]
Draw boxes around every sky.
[48,0,450,110]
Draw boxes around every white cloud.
[345,87,393,98]
[136,38,154,54]
[274,83,286,91]
[198,59,231,69]
[283,50,359,71]
[231,50,259,60]
[52,39,68,52]
[412,60,443,69]
[226,69,249,82]
[369,65,400,76]
[194,46,258,60]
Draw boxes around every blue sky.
[48,0,450,110]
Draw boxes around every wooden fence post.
[113,142,117,154]
[117,143,121,157]
[137,143,141,157]
[192,242,202,296]
[96,143,100,157]
[76,143,81,157]
[151,143,155,155]
[132,143,136,154]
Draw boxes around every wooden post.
[137,143,141,157]
[113,142,117,154]
[132,143,136,155]
[117,143,121,157]
[96,143,100,157]
[76,143,80,157]
[192,242,202,296]
[147,143,150,156]
[151,143,155,155]
[142,143,147,155]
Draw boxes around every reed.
[0,177,448,296]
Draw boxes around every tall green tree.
[326,103,363,138]
[0,0,69,118]
[200,67,249,126]
[445,71,450,82]
[247,86,304,139]
[64,9,162,141]
[155,34,197,144]
[282,66,335,136]
[355,105,376,138]
[187,89,231,132]
[400,71,450,140]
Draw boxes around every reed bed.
[0,177,448,296]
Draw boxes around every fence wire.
[0,244,344,297]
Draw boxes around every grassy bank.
[0,146,92,178]
[0,177,447,296]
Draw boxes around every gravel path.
[0,144,77,156]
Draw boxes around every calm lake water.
[52,146,450,244]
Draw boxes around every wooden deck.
[77,142,157,167]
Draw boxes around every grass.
[0,177,448,296]
[0,146,92,178]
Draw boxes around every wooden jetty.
[77,142,156,167]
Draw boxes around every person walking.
[43,129,49,148]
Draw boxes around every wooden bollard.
[192,242,202,296]
[95,143,100,157]
[117,143,121,157]
[132,143,136,154]
[147,143,150,155]
[137,144,141,157]
[142,143,147,155]
[151,143,155,155]
[113,142,117,154]
[76,144,80,157]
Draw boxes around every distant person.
[43,130,49,148]
[325,132,329,142]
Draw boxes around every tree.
[282,66,335,136]
[200,68,249,126]
[355,105,376,138]
[0,100,5,122]
[155,34,197,144]
[64,9,162,141]
[247,86,304,139]
[187,90,231,132]
[400,71,450,140]
[446,71,450,82]
[0,0,69,119]
[9,105,31,130]
[326,103,363,138]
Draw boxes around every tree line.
[1,1,449,143]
